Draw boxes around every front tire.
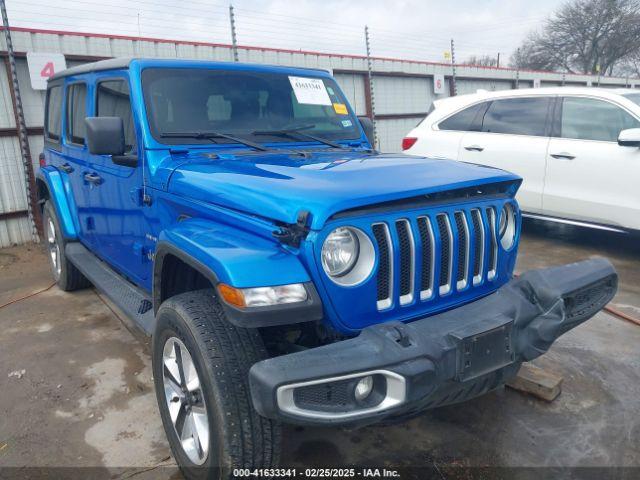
[152,290,281,480]
[42,200,91,291]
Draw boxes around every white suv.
[403,87,640,233]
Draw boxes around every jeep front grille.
[373,208,499,310]
[372,223,393,310]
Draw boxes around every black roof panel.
[50,57,134,81]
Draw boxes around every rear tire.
[152,289,281,480]
[42,200,91,291]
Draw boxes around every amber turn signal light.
[217,284,246,308]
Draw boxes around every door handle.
[59,163,74,173]
[84,172,103,185]
[550,152,576,160]
[464,145,484,152]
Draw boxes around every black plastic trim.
[153,242,219,312]
[329,179,521,221]
[249,258,617,426]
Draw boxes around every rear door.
[87,75,150,284]
[409,102,485,160]
[459,96,553,214]
[543,96,640,229]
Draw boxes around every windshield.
[623,92,640,107]
[141,68,361,145]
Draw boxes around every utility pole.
[0,0,39,242]
[450,38,457,96]
[514,48,520,89]
[229,4,239,62]
[364,25,377,148]
[496,52,500,68]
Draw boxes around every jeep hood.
[167,150,521,230]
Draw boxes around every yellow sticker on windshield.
[333,103,348,115]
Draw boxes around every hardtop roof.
[49,57,331,81]
[49,57,134,80]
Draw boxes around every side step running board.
[65,242,155,336]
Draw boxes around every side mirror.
[85,117,137,167]
[618,128,640,147]
[358,116,375,147]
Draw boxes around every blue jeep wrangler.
[37,58,617,477]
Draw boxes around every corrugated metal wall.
[456,78,514,94]
[333,73,367,116]
[0,53,32,247]
[372,76,450,151]
[0,27,636,247]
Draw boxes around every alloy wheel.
[162,337,210,465]
[46,217,61,279]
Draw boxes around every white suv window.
[438,103,484,131]
[622,93,640,106]
[481,97,550,136]
[561,97,640,142]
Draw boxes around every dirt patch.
[0,246,173,472]
[0,252,17,268]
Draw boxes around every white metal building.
[0,26,636,247]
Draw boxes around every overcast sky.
[7,0,565,64]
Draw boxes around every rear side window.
[45,85,62,142]
[97,79,136,152]
[623,93,640,106]
[481,97,550,136]
[438,103,483,131]
[66,83,87,145]
[560,97,640,142]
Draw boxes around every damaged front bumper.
[249,258,617,426]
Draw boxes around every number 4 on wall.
[40,62,55,78]
[27,53,66,90]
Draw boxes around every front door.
[57,80,98,249]
[458,96,552,214]
[87,75,151,285]
[543,96,640,230]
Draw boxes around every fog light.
[354,375,374,401]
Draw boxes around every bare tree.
[621,51,640,77]
[462,55,500,67]
[511,0,640,75]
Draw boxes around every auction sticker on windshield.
[289,76,332,105]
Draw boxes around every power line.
[6,0,547,66]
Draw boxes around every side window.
[45,85,63,142]
[438,103,484,131]
[65,83,87,145]
[96,79,136,152]
[481,97,550,136]
[560,97,640,142]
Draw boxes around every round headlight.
[321,227,375,286]
[321,227,360,277]
[499,203,517,250]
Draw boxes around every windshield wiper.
[160,131,270,152]
[252,125,346,149]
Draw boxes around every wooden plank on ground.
[506,363,563,402]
